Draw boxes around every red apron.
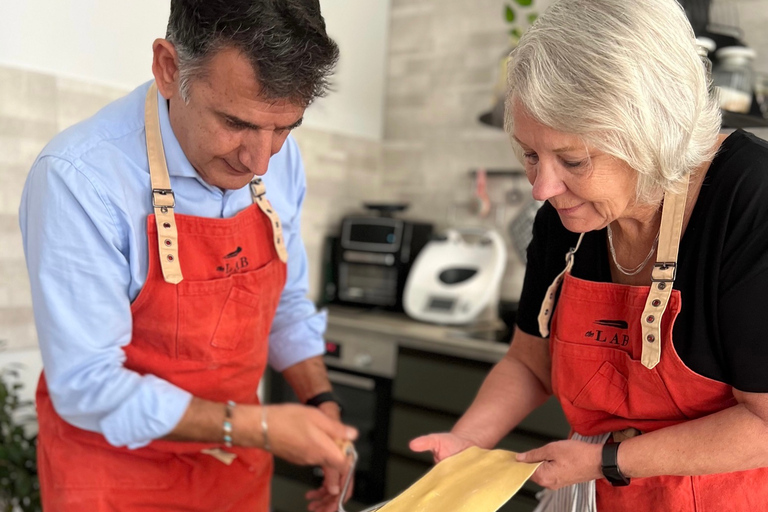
[541,180,768,510]
[36,83,288,511]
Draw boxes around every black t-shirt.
[516,130,768,392]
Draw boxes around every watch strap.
[601,441,630,486]
[305,391,343,412]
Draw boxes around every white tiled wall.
[1,0,768,361]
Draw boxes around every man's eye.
[225,119,247,130]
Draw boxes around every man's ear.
[152,39,180,100]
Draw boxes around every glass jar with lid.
[713,46,756,113]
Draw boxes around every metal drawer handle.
[328,370,376,391]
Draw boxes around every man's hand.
[305,401,353,512]
[263,404,356,472]
[515,440,603,489]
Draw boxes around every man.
[19,1,356,511]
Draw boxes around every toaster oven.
[323,215,433,310]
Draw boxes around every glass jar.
[713,46,756,113]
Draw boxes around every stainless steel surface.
[325,305,510,364]
[323,328,398,378]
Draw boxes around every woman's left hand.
[516,440,604,489]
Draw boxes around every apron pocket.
[572,360,628,414]
[211,286,266,351]
[177,277,233,360]
[176,259,283,362]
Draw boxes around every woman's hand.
[409,432,476,464]
[516,440,603,489]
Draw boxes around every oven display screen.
[325,341,342,358]
[349,224,397,245]
[428,297,455,312]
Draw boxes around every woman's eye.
[562,159,585,169]
[523,152,539,164]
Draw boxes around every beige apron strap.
[538,233,585,337]
[144,82,183,284]
[640,174,689,369]
[249,178,289,264]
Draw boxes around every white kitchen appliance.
[403,228,507,325]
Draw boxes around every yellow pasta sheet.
[379,447,541,512]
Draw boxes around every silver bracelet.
[223,400,235,448]
[261,406,271,452]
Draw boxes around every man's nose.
[530,160,566,202]
[238,130,274,176]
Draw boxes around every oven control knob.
[354,353,373,368]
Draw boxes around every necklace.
[606,224,659,276]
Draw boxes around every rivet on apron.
[275,221,280,228]
[544,309,550,315]
[646,315,655,323]
[646,334,655,343]
[267,208,273,214]
[163,222,171,229]
[652,299,661,307]
[549,293,554,299]
[167,254,174,262]
[161,206,169,214]
[657,282,666,290]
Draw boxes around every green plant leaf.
[0,371,41,511]
[510,28,523,40]
[505,5,516,22]
[13,470,32,498]
[514,0,533,6]
[528,13,538,24]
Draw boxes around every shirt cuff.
[99,375,193,449]
[268,309,327,372]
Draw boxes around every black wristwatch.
[305,391,343,413]
[601,441,630,486]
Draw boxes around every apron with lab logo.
[538,178,768,511]
[35,82,289,511]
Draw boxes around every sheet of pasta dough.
[378,447,541,512]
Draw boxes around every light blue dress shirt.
[19,81,327,449]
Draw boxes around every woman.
[410,0,768,510]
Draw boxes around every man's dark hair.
[166,0,339,107]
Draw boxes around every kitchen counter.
[271,305,568,512]
[325,305,511,364]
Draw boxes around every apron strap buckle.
[152,188,176,209]
[650,262,677,282]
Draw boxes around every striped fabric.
[532,433,611,512]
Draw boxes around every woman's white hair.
[504,0,721,204]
